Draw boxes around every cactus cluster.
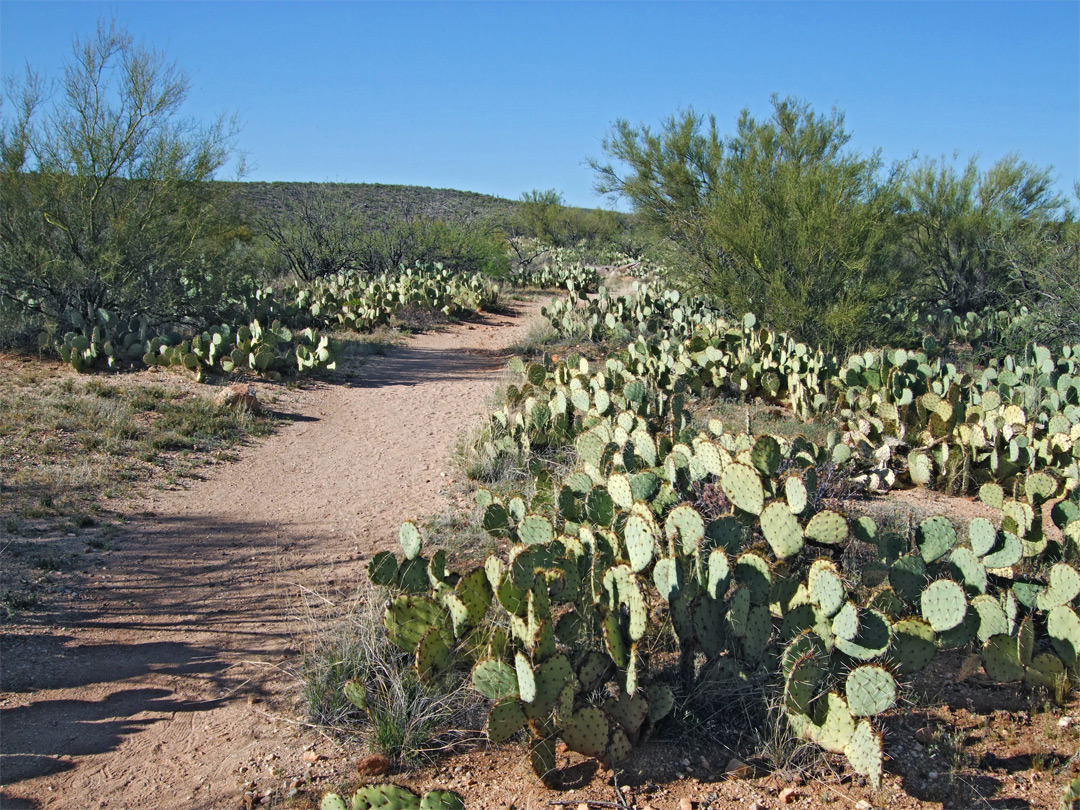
[320,785,464,810]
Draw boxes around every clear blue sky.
[2,1,1077,209]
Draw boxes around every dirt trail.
[1,298,547,810]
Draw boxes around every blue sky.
[2,1,1077,209]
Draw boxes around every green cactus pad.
[647,683,675,722]
[808,692,856,754]
[320,794,348,810]
[630,471,660,502]
[396,557,430,594]
[968,518,997,558]
[808,559,845,618]
[482,502,511,537]
[415,625,453,683]
[721,463,765,515]
[851,516,878,546]
[344,680,368,711]
[982,531,1024,570]
[607,727,633,764]
[455,568,493,626]
[368,552,399,587]
[666,504,706,553]
[832,602,860,642]
[981,634,1025,682]
[784,476,809,515]
[971,595,1010,643]
[706,549,732,599]
[751,435,782,477]
[419,790,465,810]
[742,604,772,662]
[978,481,1005,509]
[605,689,649,738]
[653,556,681,602]
[888,618,937,675]
[1024,652,1066,692]
[844,719,883,790]
[1025,471,1058,505]
[921,579,968,632]
[607,473,635,510]
[385,595,444,652]
[689,590,724,657]
[561,705,610,759]
[348,784,423,809]
[399,521,423,560]
[472,659,518,700]
[917,516,956,564]
[603,610,630,668]
[908,450,933,486]
[529,736,558,783]
[835,608,892,660]
[1048,605,1080,665]
[577,650,613,693]
[949,547,988,594]
[518,514,555,546]
[586,486,616,526]
[1038,563,1080,611]
[515,652,537,703]
[805,510,848,546]
[889,554,928,604]
[624,513,659,573]
[761,502,805,559]
[735,552,772,604]
[845,665,898,716]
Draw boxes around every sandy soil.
[0,297,548,810]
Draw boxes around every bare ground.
[1,298,547,810]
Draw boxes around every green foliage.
[903,154,1072,315]
[0,19,249,333]
[592,96,907,350]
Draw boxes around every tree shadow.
[1,686,220,785]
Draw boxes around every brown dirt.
[0,299,547,809]
[3,293,1079,810]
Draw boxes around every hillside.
[228,180,521,224]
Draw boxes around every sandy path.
[0,298,547,810]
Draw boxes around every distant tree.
[592,96,907,350]
[256,184,361,281]
[903,154,1070,313]
[0,19,245,330]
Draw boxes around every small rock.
[914,726,935,744]
[215,384,261,413]
[1060,716,1073,729]
[301,750,322,763]
[779,786,797,804]
[748,802,764,810]
[356,754,391,776]
[855,801,874,810]
[678,798,694,810]
[576,804,589,810]
[620,784,632,795]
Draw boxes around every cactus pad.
[1048,605,1080,664]
[368,552,399,587]
[607,473,635,510]
[1038,563,1080,611]
[472,659,518,700]
[844,719,883,790]
[805,510,848,546]
[807,692,856,754]
[888,618,937,674]
[419,791,465,810]
[981,633,1025,682]
[399,521,423,560]
[385,595,444,652]
[968,517,997,558]
[845,665,898,716]
[721,463,765,515]
[561,706,610,759]
[624,513,659,573]
[666,504,706,553]
[415,626,453,683]
[808,560,845,618]
[761,502,805,559]
[889,554,928,604]
[917,516,956,564]
[921,579,968,632]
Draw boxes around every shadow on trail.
[1,685,217,786]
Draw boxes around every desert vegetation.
[3,18,1080,810]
